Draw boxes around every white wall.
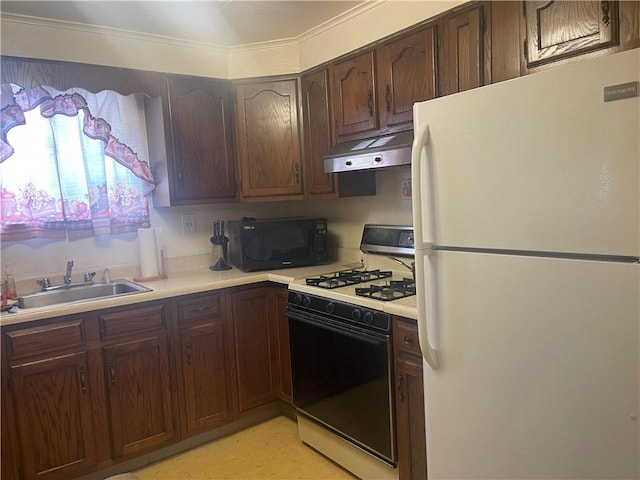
[0,1,463,77]
[1,166,413,281]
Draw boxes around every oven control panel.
[288,291,391,333]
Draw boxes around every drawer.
[4,318,86,360]
[98,303,166,340]
[393,318,422,357]
[178,294,221,324]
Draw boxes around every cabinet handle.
[186,343,192,365]
[385,85,391,112]
[108,360,116,384]
[177,168,184,184]
[404,335,414,346]
[398,373,405,403]
[367,90,374,117]
[294,163,300,184]
[191,305,214,313]
[79,366,87,393]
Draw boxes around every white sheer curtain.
[0,85,155,241]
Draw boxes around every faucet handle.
[84,272,96,283]
[36,278,51,291]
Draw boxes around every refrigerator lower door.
[422,251,639,479]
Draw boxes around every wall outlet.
[401,178,412,199]
[181,213,196,235]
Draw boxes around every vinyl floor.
[133,416,356,480]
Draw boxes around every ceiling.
[0,1,368,47]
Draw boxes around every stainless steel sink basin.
[17,280,152,309]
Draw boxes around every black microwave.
[228,217,329,272]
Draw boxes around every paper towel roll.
[138,228,159,278]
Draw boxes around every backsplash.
[1,167,412,291]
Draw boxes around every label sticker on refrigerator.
[603,81,639,102]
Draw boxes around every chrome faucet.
[64,260,74,285]
[34,261,97,292]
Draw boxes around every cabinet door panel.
[393,317,427,480]
[167,76,237,204]
[331,51,377,142]
[377,27,437,130]
[301,69,337,198]
[525,1,619,67]
[104,335,175,458]
[10,352,97,480]
[441,5,485,95]
[235,80,303,199]
[179,321,232,434]
[395,355,427,480]
[231,288,277,411]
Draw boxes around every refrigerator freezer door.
[413,49,639,257]
[422,251,639,479]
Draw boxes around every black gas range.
[290,224,416,309]
[305,268,415,301]
[286,225,415,478]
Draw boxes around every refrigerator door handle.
[411,117,439,369]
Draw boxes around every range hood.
[323,130,413,173]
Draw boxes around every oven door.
[287,307,396,464]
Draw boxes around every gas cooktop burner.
[355,278,416,301]
[305,269,393,289]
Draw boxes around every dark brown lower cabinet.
[9,351,99,480]
[176,293,235,436]
[0,284,295,479]
[394,316,427,480]
[1,315,102,480]
[230,285,279,411]
[103,334,175,458]
[98,303,176,460]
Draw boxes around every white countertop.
[1,263,417,327]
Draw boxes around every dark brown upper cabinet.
[330,50,378,143]
[376,26,438,131]
[524,1,620,68]
[331,25,438,143]
[301,68,338,198]
[439,3,488,96]
[156,75,237,206]
[234,78,304,201]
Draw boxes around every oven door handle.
[286,310,388,346]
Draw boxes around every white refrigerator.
[411,48,639,479]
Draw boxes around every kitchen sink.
[17,280,152,309]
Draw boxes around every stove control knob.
[351,309,362,321]
[292,293,303,305]
[363,311,374,325]
[326,302,335,314]
[302,296,312,308]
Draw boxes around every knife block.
[210,236,232,271]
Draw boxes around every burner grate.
[305,269,393,289]
[355,278,416,301]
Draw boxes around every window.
[0,84,155,241]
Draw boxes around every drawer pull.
[192,305,214,313]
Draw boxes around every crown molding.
[1,1,385,55]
